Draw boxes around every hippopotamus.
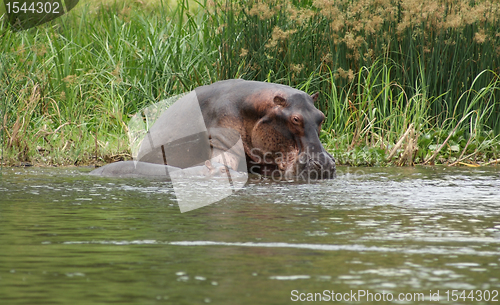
[91,79,336,180]
[90,160,246,180]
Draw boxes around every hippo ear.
[205,160,214,171]
[274,95,287,107]
[310,92,319,103]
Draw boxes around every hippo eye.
[291,116,300,124]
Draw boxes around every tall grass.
[1,0,499,166]
[209,0,500,165]
[1,0,217,164]
[213,0,500,132]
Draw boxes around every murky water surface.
[1,166,500,304]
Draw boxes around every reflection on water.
[0,166,499,304]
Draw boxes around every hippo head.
[248,92,336,180]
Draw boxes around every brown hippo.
[92,79,336,181]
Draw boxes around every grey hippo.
[91,79,336,181]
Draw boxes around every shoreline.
[2,152,499,168]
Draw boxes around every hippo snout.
[296,150,336,180]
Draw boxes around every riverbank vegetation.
[1,0,499,167]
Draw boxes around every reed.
[1,0,499,166]
[1,0,215,164]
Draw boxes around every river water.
[1,166,499,304]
